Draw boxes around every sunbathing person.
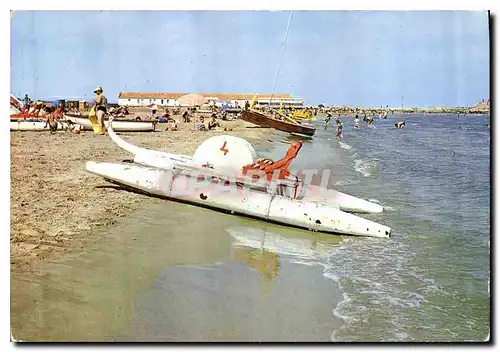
[30,102,44,116]
[208,116,221,130]
[157,112,171,123]
[53,103,65,119]
[194,116,206,131]
[167,120,178,131]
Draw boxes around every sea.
[282,113,491,341]
[11,113,491,342]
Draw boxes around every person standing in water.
[93,86,108,134]
[324,113,332,130]
[335,119,343,138]
[353,114,360,129]
[395,120,405,129]
[365,115,374,128]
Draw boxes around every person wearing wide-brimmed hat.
[93,86,108,134]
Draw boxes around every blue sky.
[10,11,489,107]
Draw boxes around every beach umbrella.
[176,93,208,107]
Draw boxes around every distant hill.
[470,99,490,113]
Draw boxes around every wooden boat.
[241,109,316,136]
[11,112,39,119]
[10,94,22,110]
[64,114,156,132]
[10,119,67,131]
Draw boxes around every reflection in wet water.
[232,247,281,297]
[228,226,341,299]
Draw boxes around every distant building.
[117,92,304,108]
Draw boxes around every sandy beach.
[10,117,346,342]
[10,117,274,274]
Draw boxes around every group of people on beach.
[325,112,405,138]
[192,114,232,132]
[16,94,68,133]
[26,85,234,135]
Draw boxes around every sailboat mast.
[270,11,293,109]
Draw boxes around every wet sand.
[11,199,343,342]
[10,118,277,273]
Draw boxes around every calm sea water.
[273,113,490,341]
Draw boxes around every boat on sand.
[84,118,390,238]
[10,119,67,131]
[241,109,316,136]
[64,114,157,132]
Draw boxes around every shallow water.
[299,113,490,342]
[11,200,344,341]
[11,113,490,342]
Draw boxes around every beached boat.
[64,114,156,132]
[84,119,391,238]
[10,94,22,110]
[105,121,383,214]
[86,160,390,238]
[10,119,67,131]
[241,109,316,136]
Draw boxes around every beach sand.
[11,115,346,342]
[11,199,342,342]
[10,118,274,273]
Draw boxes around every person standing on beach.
[93,86,108,134]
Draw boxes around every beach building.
[117,92,304,108]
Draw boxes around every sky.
[10,11,490,107]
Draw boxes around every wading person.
[335,119,343,138]
[395,120,405,129]
[354,114,360,129]
[324,113,331,130]
[364,115,374,128]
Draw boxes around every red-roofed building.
[117,92,303,108]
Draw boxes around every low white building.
[117,92,303,108]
